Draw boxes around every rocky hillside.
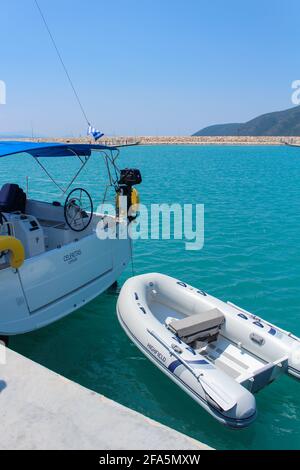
[194,106,300,136]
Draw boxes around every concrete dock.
[0,348,211,450]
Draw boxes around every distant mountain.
[193,106,300,136]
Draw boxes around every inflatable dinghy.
[117,273,300,428]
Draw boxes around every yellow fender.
[116,188,140,214]
[131,188,140,210]
[0,236,25,269]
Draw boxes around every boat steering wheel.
[64,188,94,232]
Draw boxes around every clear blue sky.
[0,0,299,136]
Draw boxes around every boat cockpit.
[0,141,142,336]
[0,183,98,266]
[0,142,142,274]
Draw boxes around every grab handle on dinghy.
[228,301,300,342]
[147,329,236,412]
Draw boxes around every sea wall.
[4,136,300,146]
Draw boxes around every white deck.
[0,348,212,450]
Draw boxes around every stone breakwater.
[5,136,300,146]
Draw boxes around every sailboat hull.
[0,234,131,335]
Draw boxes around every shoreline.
[1,136,300,146]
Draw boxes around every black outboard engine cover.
[117,169,142,222]
[119,169,142,187]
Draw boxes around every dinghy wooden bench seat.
[168,308,225,345]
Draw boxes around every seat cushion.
[169,308,225,343]
[0,184,26,213]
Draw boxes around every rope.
[130,239,135,277]
[34,0,90,126]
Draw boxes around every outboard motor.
[117,169,142,221]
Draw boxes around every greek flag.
[87,125,104,141]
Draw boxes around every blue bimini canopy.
[0,141,117,159]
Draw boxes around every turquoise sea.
[5,145,300,450]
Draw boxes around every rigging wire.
[130,239,136,277]
[34,0,91,127]
[34,1,137,274]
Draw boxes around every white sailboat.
[0,141,141,335]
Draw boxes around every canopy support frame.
[34,149,92,196]
[32,147,121,206]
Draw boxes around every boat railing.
[25,176,116,207]
[25,176,65,200]
[25,176,112,190]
